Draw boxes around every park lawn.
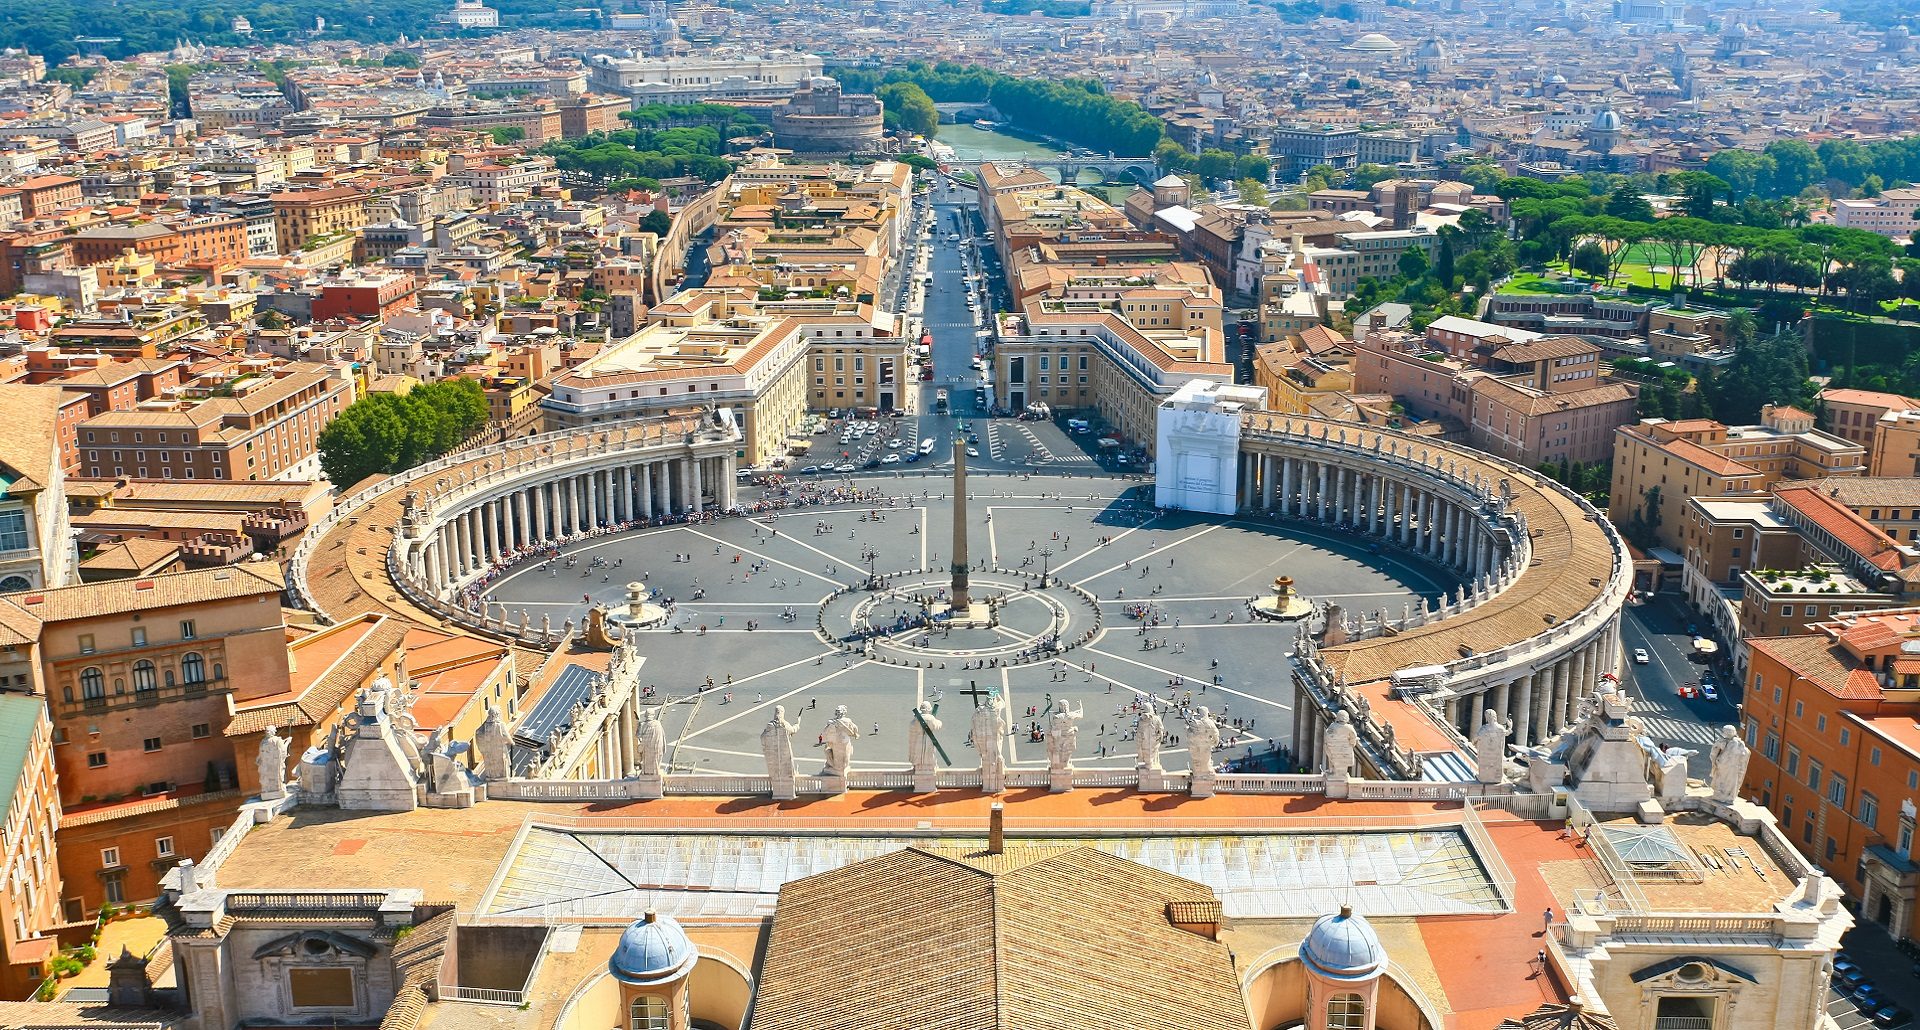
[1618,240,1701,267]
[1498,273,1583,295]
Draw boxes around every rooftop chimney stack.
[988,802,1005,854]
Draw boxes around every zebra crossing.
[1631,705,1727,746]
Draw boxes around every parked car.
[1839,968,1873,989]
[1869,1003,1913,1029]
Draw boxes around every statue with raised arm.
[1047,699,1082,773]
[635,707,665,779]
[761,705,800,799]
[1473,708,1511,785]
[474,703,510,781]
[1186,706,1221,779]
[1322,710,1358,779]
[257,726,290,801]
[822,705,861,778]
[1135,705,1165,772]
[1708,725,1750,803]
[971,693,1008,793]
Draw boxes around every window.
[181,652,205,684]
[288,967,355,1009]
[77,635,95,655]
[1870,747,1882,766]
[1785,747,1800,778]
[132,661,156,692]
[1326,993,1368,1030]
[191,723,209,739]
[1840,728,1850,746]
[1807,760,1822,791]
[179,620,195,640]
[1817,714,1827,732]
[631,996,670,1030]
[79,667,104,699]
[86,752,106,768]
[142,736,161,753]
[100,848,119,868]
[0,511,25,553]
[1763,732,1779,761]
[155,836,173,857]
[1859,793,1879,830]
[1828,774,1846,807]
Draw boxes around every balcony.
[59,675,227,716]
[1652,1018,1713,1030]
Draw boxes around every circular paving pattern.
[481,472,1462,776]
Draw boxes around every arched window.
[630,996,669,1030]
[180,653,205,684]
[1327,993,1368,1030]
[0,576,29,593]
[79,668,104,699]
[132,661,156,692]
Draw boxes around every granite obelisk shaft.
[950,436,971,611]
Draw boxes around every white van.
[1067,419,1090,434]
[919,438,935,455]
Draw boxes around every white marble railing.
[1215,773,1327,794]
[1345,780,1474,801]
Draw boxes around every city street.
[1619,595,1735,777]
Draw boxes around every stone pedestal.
[981,768,1005,795]
[635,774,665,800]
[932,601,993,627]
[819,773,849,795]
[1324,774,1352,799]
[1139,767,1168,792]
[1635,799,1666,824]
[912,767,937,793]
[1049,768,1074,793]
[421,786,475,809]
[1188,771,1216,799]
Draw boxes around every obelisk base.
[932,601,993,627]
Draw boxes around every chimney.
[988,801,1004,854]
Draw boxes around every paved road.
[1619,595,1734,776]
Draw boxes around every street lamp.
[1039,546,1054,588]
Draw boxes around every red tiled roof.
[1775,487,1906,572]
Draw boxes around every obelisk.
[950,436,971,611]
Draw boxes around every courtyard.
[482,470,1460,776]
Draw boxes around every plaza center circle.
[482,472,1459,776]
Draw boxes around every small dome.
[1154,174,1187,188]
[1591,108,1622,131]
[1547,73,1568,84]
[1300,906,1386,981]
[1347,32,1400,51]
[609,911,697,986]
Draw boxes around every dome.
[1300,906,1386,981]
[609,911,698,986]
[1547,73,1568,84]
[1590,108,1622,132]
[1346,32,1400,51]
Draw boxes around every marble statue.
[1046,699,1082,773]
[760,705,800,798]
[1186,706,1221,779]
[1322,710,1358,779]
[907,700,943,791]
[635,708,665,779]
[1473,709,1511,785]
[1708,725,1750,803]
[822,705,861,778]
[257,726,290,801]
[1656,745,1696,801]
[426,736,466,794]
[474,703,510,781]
[971,694,1008,792]
[1135,706,1165,772]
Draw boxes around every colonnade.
[414,449,737,596]
[1237,451,1499,576]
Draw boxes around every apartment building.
[1353,325,1637,466]
[1609,409,1866,552]
[0,695,62,999]
[0,385,77,592]
[269,187,369,254]
[0,564,290,915]
[1830,187,1920,238]
[76,362,355,483]
[1742,608,1920,941]
[1819,387,1920,454]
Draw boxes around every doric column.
[690,455,704,513]
[619,466,633,523]
[723,454,738,510]
[1414,491,1429,555]
[1317,462,1330,521]
[1491,679,1511,734]
[480,502,497,563]
[1548,658,1570,736]
[1565,645,1588,730]
[1513,673,1534,748]
[1444,697,1460,737]
[1280,457,1295,514]
[640,463,655,520]
[593,470,607,529]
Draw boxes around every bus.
[934,388,949,413]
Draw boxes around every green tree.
[1397,247,1429,281]
[1667,171,1728,219]
[1603,185,1655,221]
[318,380,490,487]
[1235,178,1268,207]
[1571,240,1611,280]
[487,126,526,145]
[640,209,672,236]
[1762,140,1826,197]
[876,81,939,138]
[1195,148,1236,183]
[381,50,420,67]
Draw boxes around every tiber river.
[931,122,1141,203]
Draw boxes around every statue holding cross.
[908,693,946,793]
